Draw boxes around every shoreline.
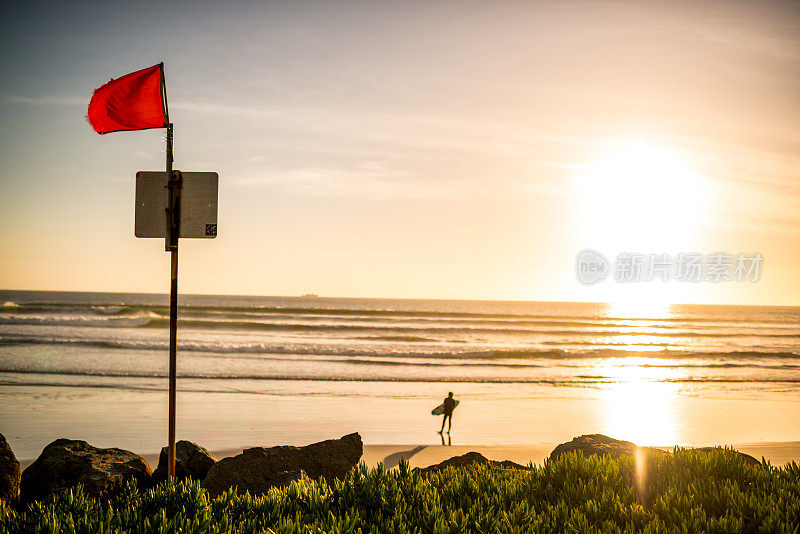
[18,441,800,471]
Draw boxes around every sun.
[573,139,709,253]
[570,139,711,307]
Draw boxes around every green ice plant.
[1,447,798,533]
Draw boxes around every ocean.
[1,290,799,458]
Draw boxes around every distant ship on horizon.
[301,293,319,298]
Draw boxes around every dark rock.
[550,436,761,468]
[20,439,152,502]
[0,433,21,503]
[152,440,216,483]
[549,434,667,461]
[416,452,528,475]
[264,469,310,490]
[201,433,362,497]
[691,447,761,467]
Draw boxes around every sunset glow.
[0,1,798,305]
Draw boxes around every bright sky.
[1,0,799,305]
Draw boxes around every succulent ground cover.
[1,447,798,533]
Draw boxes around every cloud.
[169,101,287,119]
[695,27,800,62]
[234,161,442,200]
[5,95,85,106]
[170,98,578,161]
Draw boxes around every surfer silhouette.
[438,392,456,433]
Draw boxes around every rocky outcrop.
[416,452,528,475]
[152,440,216,483]
[20,439,152,502]
[549,434,667,461]
[0,433,21,503]
[201,433,362,497]
[263,469,310,490]
[691,447,761,467]
[550,435,761,467]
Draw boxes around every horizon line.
[1,287,798,309]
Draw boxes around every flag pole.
[166,124,179,480]
[161,62,179,479]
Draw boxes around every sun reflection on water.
[596,301,682,446]
[598,376,680,446]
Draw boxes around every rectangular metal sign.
[135,171,218,238]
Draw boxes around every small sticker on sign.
[205,224,217,237]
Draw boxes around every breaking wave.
[2,368,799,385]
[1,333,797,362]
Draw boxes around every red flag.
[88,63,167,134]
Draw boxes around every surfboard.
[431,400,459,415]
